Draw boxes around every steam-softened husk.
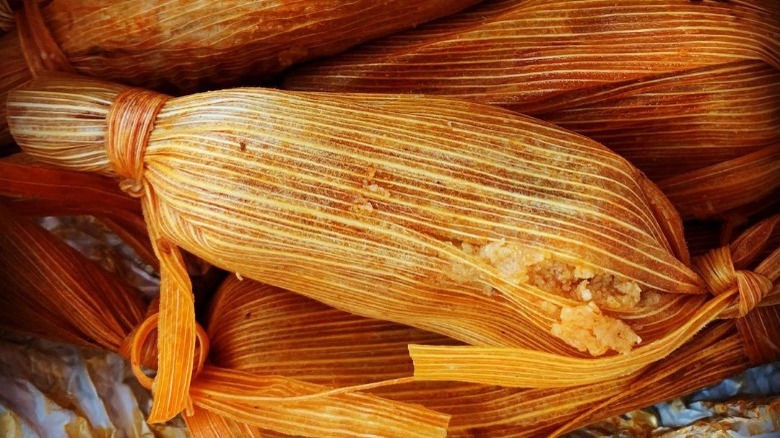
[11,74,768,422]
[283,1,780,218]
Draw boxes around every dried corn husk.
[206,275,764,437]
[658,144,780,221]
[283,1,780,219]
[0,204,146,352]
[0,155,157,266]
[409,214,779,389]
[0,205,451,437]
[0,0,481,146]
[285,0,780,103]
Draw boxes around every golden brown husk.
[9,74,771,419]
[8,73,731,420]
[0,203,146,351]
[29,0,480,90]
[0,0,482,146]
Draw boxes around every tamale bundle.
[8,74,777,423]
[284,0,780,219]
[0,205,452,437]
[0,0,480,145]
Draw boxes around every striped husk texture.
[8,73,753,421]
[0,205,451,437]
[285,0,780,102]
[206,275,760,436]
[26,0,480,90]
[0,0,480,146]
[283,0,780,219]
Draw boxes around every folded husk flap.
[10,73,776,422]
[0,204,452,436]
[283,0,780,218]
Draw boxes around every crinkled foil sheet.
[1,215,777,437]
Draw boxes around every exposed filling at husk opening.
[445,239,645,355]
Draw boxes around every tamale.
[10,74,777,420]
[285,0,780,103]
[284,0,780,218]
[207,275,766,437]
[0,0,481,145]
[0,205,451,437]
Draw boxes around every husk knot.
[694,246,773,319]
[106,88,169,197]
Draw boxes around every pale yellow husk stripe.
[8,75,708,419]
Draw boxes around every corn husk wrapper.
[284,0,780,219]
[0,205,451,437]
[15,73,775,421]
[0,0,481,146]
[205,275,763,437]
[0,204,145,352]
[285,0,780,107]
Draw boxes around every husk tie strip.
[106,88,170,197]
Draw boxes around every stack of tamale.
[0,0,778,436]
